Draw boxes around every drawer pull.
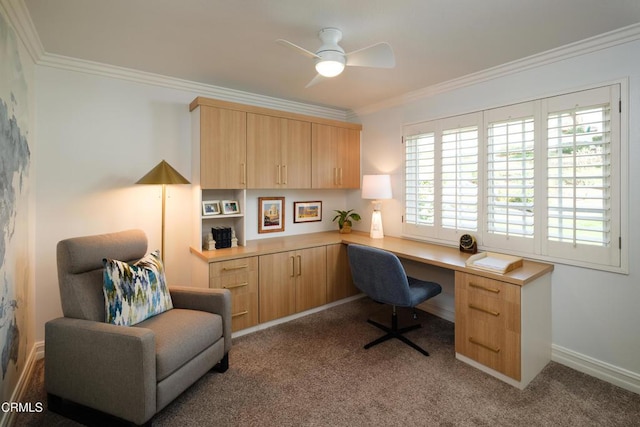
[232,310,249,318]
[223,282,249,289]
[469,282,500,294]
[469,337,500,353]
[222,265,248,271]
[469,304,500,317]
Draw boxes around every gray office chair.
[347,244,442,356]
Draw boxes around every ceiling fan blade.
[345,42,395,68]
[276,39,319,59]
[305,74,327,88]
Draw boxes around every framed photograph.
[221,200,240,215]
[294,201,322,223]
[202,200,221,216]
[259,197,285,233]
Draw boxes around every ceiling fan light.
[315,60,345,77]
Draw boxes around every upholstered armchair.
[45,229,231,426]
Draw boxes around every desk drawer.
[210,257,258,331]
[455,272,521,380]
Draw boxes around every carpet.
[15,298,640,426]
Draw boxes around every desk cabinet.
[326,243,359,302]
[455,271,551,388]
[259,247,327,323]
[209,257,258,332]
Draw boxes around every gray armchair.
[45,229,231,425]
[347,244,442,356]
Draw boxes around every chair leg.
[364,306,430,356]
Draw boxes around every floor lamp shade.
[136,160,190,261]
[362,174,392,239]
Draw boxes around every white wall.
[353,39,640,388]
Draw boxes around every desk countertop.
[190,231,553,286]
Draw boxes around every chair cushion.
[136,308,223,381]
[407,276,443,307]
[103,250,173,326]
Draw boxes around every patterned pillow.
[102,250,173,326]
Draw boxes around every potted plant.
[332,209,361,234]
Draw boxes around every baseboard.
[0,341,45,427]
[232,294,366,339]
[552,344,640,395]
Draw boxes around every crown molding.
[0,0,44,62]
[353,22,640,117]
[3,0,350,122]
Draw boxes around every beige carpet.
[16,298,640,426]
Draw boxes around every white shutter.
[440,125,479,231]
[483,102,536,253]
[543,85,620,267]
[404,124,436,238]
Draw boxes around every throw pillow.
[103,250,173,326]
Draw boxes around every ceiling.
[23,0,640,112]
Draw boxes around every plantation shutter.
[483,102,537,253]
[543,85,620,267]
[404,125,436,238]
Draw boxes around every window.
[403,84,623,271]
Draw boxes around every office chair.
[347,244,442,356]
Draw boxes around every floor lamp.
[361,174,392,239]
[136,160,190,261]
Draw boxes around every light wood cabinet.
[259,246,327,323]
[199,105,247,189]
[455,272,521,380]
[209,257,258,332]
[247,113,312,189]
[312,123,361,189]
[326,243,359,302]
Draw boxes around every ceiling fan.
[276,28,395,88]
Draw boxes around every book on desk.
[465,252,523,274]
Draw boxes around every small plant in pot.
[332,209,361,234]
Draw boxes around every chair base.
[364,307,430,356]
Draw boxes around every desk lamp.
[136,160,190,261]
[361,174,392,239]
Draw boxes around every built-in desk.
[191,231,553,389]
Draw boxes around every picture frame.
[221,200,240,215]
[202,200,221,216]
[258,197,285,233]
[294,201,322,223]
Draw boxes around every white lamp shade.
[362,174,392,200]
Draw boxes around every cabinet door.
[281,118,312,189]
[336,127,361,188]
[312,123,361,189]
[200,106,246,189]
[247,113,280,188]
[259,252,296,322]
[295,246,327,312]
[247,114,312,189]
[326,243,358,302]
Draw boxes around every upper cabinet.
[246,113,312,189]
[199,105,247,189]
[190,97,361,191]
[311,123,361,189]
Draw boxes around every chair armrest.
[169,286,232,353]
[45,317,156,425]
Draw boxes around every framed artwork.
[221,200,240,215]
[294,201,322,223]
[202,200,221,216]
[259,197,285,233]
